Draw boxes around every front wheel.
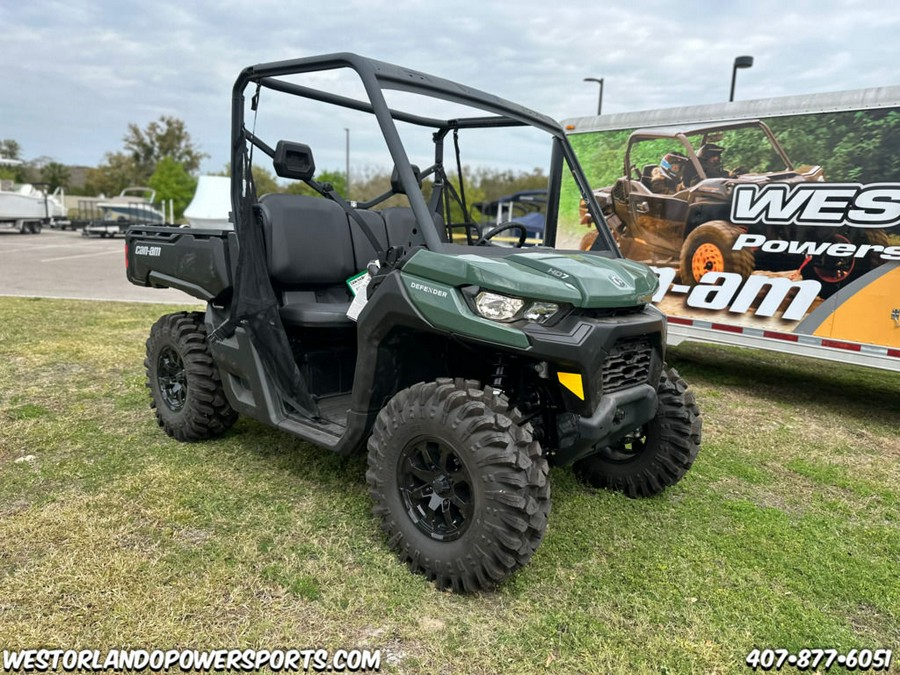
[679,221,754,285]
[145,311,238,442]
[366,378,550,592]
[574,366,701,498]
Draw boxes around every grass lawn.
[0,296,897,674]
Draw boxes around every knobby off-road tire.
[574,366,701,498]
[679,220,754,285]
[145,311,238,442]
[366,378,550,592]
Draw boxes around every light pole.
[729,56,754,102]
[584,77,604,115]
[344,128,350,198]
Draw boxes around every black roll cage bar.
[230,51,619,254]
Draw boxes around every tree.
[284,169,347,197]
[85,153,140,197]
[214,163,282,197]
[251,166,280,196]
[41,162,71,192]
[149,157,197,222]
[123,116,207,183]
[0,139,21,161]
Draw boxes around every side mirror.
[390,164,421,195]
[273,141,315,181]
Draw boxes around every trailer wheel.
[145,312,238,442]
[574,366,701,498]
[679,221,754,285]
[366,378,550,592]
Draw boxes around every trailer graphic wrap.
[563,101,900,365]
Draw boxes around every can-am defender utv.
[126,53,701,592]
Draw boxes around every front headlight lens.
[474,291,524,322]
[523,301,559,324]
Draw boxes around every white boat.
[0,168,67,232]
[0,182,66,220]
[97,187,165,223]
[184,176,232,229]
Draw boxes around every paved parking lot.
[0,228,197,304]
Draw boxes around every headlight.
[474,291,524,322]
[473,291,562,325]
[523,301,559,324]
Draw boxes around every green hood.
[402,249,658,308]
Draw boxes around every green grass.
[0,297,898,674]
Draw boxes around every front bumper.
[521,306,665,466]
[554,383,658,465]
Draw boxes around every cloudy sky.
[4,0,899,176]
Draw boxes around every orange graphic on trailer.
[797,264,900,348]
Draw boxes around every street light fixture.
[584,77,604,115]
[729,55,754,102]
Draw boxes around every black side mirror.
[273,141,315,181]
[390,164,421,195]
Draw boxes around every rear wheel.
[574,366,701,498]
[366,378,550,592]
[679,221,754,285]
[145,311,237,441]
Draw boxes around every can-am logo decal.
[609,274,627,289]
[730,183,900,228]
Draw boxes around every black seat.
[258,195,446,328]
[258,193,357,328]
[382,206,447,246]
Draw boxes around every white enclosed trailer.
[563,87,900,372]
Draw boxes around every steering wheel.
[475,222,528,247]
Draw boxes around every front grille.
[602,337,654,394]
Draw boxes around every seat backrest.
[349,209,389,270]
[258,193,356,286]
[630,179,653,195]
[382,206,447,247]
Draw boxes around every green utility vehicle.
[125,53,701,592]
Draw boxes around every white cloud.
[3,0,899,172]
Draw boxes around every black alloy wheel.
[397,437,474,542]
[156,345,187,412]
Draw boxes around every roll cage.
[624,120,795,185]
[229,52,619,255]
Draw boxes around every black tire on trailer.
[366,378,550,592]
[678,220,754,285]
[574,366,701,498]
[145,311,238,442]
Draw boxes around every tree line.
[1,117,547,223]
